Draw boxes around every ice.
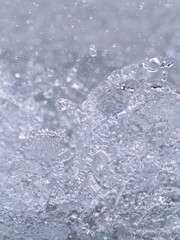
[1,58,180,239]
[0,0,180,239]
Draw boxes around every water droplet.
[139,2,145,10]
[54,79,60,87]
[71,83,81,90]
[142,58,161,72]
[32,2,39,7]
[69,212,78,221]
[89,44,97,57]
[15,73,21,79]
[164,0,174,8]
[161,70,168,81]
[76,58,81,63]
[47,68,54,77]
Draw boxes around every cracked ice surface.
[1,58,180,240]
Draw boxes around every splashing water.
[1,1,180,239]
[0,56,179,240]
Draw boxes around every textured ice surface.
[1,59,180,240]
[0,0,180,240]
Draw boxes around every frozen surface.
[0,0,180,240]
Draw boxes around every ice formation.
[0,56,179,240]
[1,0,180,239]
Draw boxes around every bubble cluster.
[1,0,180,239]
[1,58,179,240]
